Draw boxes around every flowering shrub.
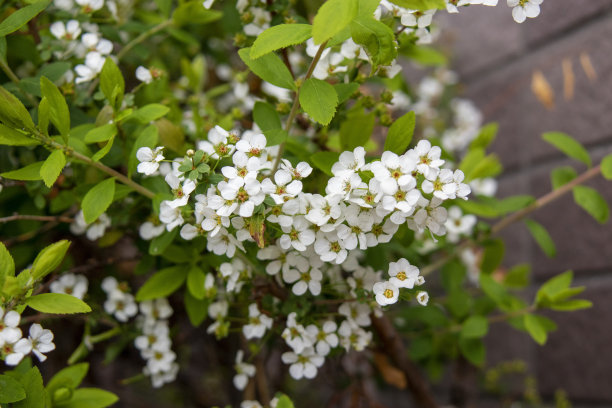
[0,0,610,407]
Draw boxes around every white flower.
[340,39,368,61]
[338,320,372,352]
[281,313,311,353]
[416,291,430,306]
[165,173,196,208]
[81,33,113,55]
[50,20,81,40]
[26,324,55,362]
[4,338,32,366]
[243,304,273,339]
[400,9,436,28]
[305,321,338,356]
[370,151,417,195]
[75,0,104,12]
[279,159,312,181]
[0,308,22,345]
[421,168,458,200]
[373,281,400,306]
[135,321,171,351]
[281,347,324,380]
[137,147,164,175]
[347,266,380,296]
[261,171,303,205]
[70,210,110,240]
[336,205,373,251]
[243,7,271,36]
[332,147,367,177]
[140,298,173,323]
[279,216,315,252]
[409,197,448,236]
[142,344,176,375]
[233,350,256,390]
[445,206,477,243]
[102,279,138,322]
[508,0,542,23]
[236,132,267,158]
[198,125,235,160]
[207,228,245,257]
[470,177,497,197]
[338,302,371,327]
[159,201,184,231]
[409,139,444,178]
[145,362,178,388]
[74,51,105,84]
[314,231,347,264]
[305,194,343,226]
[388,258,420,289]
[50,274,88,299]
[283,265,323,296]
[139,220,165,240]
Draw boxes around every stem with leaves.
[271,41,328,174]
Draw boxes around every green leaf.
[334,82,360,104]
[40,76,70,137]
[84,124,117,144]
[549,299,592,311]
[480,239,504,275]
[82,178,116,224]
[339,107,375,150]
[479,274,508,306]
[184,291,207,327]
[0,0,50,37]
[470,123,498,150]
[524,219,556,257]
[504,264,530,289]
[0,242,15,285]
[299,78,338,126]
[253,101,282,132]
[275,395,295,408]
[187,266,207,300]
[573,185,609,224]
[0,123,38,146]
[601,154,612,180]
[388,0,446,9]
[384,111,415,154]
[542,131,591,167]
[238,47,296,91]
[536,270,572,305]
[312,0,358,45]
[100,58,124,109]
[458,337,485,366]
[402,45,447,66]
[126,104,170,124]
[0,374,26,403]
[310,151,340,177]
[46,363,89,393]
[495,195,535,214]
[0,86,36,131]
[55,388,118,408]
[467,154,502,181]
[350,16,397,70]
[550,166,577,190]
[14,367,45,408]
[264,129,288,146]
[40,150,66,188]
[31,240,70,280]
[128,125,158,177]
[172,1,222,26]
[251,24,312,59]
[460,316,489,339]
[523,314,547,345]
[149,228,177,255]
[27,293,91,314]
[135,265,188,301]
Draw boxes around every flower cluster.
[1,307,55,366]
[50,273,89,299]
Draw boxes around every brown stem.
[371,314,440,408]
[0,214,73,224]
[254,352,271,405]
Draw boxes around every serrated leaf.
[0,86,35,131]
[384,111,415,154]
[460,316,488,339]
[40,76,70,137]
[1,162,45,181]
[82,178,115,224]
[27,293,91,314]
[601,154,612,180]
[0,123,38,146]
[55,388,118,408]
[299,78,338,125]
[31,240,70,280]
[40,150,66,188]
[100,58,124,109]
[135,265,188,301]
[0,0,50,37]
[312,0,358,45]
[524,219,556,257]
[238,47,296,91]
[251,24,312,59]
[573,185,609,224]
[0,374,26,403]
[350,16,397,70]
[542,131,591,167]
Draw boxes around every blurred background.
[433,1,612,406]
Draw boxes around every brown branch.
[254,352,271,405]
[371,314,440,408]
[0,214,73,224]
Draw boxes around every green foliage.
[350,16,397,71]
[31,240,70,280]
[40,150,66,188]
[339,107,375,150]
[149,229,178,255]
[310,151,340,176]
[184,291,208,327]
[0,86,35,131]
[13,367,46,408]
[541,131,591,167]
[251,24,312,59]
[550,166,577,190]
[461,316,489,339]
[0,374,26,403]
[275,394,296,408]
[601,154,612,180]
[135,265,188,301]
[128,125,159,177]
[46,363,89,393]
[172,1,222,26]
[388,0,446,10]
[572,185,609,224]
[334,82,360,104]
[523,314,548,345]
[0,123,38,146]
[480,239,504,275]
[524,219,556,257]
[84,124,117,144]
[458,337,485,366]
[312,0,358,45]
[40,76,70,138]
[253,101,287,145]
[402,45,447,66]
[1,161,44,181]
[470,123,498,150]
[0,0,50,37]
[504,264,530,289]
[26,293,92,314]
[82,178,116,224]
[54,388,118,408]
[384,111,415,154]
[238,47,295,91]
[187,266,207,300]
[299,78,338,126]
[100,58,125,110]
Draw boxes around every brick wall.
[438,2,612,405]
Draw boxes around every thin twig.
[0,214,73,224]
